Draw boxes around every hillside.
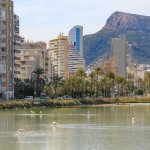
[83,11,150,66]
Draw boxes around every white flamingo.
[31,110,35,114]
[17,129,25,134]
[52,122,57,127]
[39,111,42,114]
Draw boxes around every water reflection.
[0,104,150,150]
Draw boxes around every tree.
[144,72,150,94]
[76,69,86,78]
[94,67,103,97]
[50,75,62,98]
[115,76,126,96]
[14,78,25,99]
[126,73,135,96]
[31,68,47,97]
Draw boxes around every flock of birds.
[17,110,57,135]
[17,110,136,135]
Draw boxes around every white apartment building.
[48,35,68,78]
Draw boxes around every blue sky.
[14,0,150,43]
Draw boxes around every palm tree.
[103,71,115,97]
[24,79,34,97]
[94,67,103,97]
[14,78,25,99]
[144,72,150,95]
[31,68,47,97]
[50,74,62,98]
[76,69,86,78]
[88,71,96,97]
[126,73,134,96]
[65,76,74,97]
[76,69,87,97]
[43,83,53,96]
[115,76,125,96]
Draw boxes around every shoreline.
[0,97,150,110]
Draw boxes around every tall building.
[14,41,46,80]
[69,25,83,56]
[68,44,85,75]
[44,51,49,76]
[13,13,47,80]
[111,36,126,77]
[48,34,68,78]
[14,13,24,79]
[0,0,14,97]
[14,14,20,45]
[68,25,85,74]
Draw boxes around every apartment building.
[68,44,85,75]
[0,0,14,97]
[14,41,46,80]
[44,51,49,75]
[48,35,68,78]
[68,25,85,74]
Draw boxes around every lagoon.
[0,104,150,150]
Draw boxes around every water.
[0,104,150,150]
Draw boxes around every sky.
[14,0,150,43]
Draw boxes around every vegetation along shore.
[1,97,150,110]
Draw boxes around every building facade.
[48,35,68,78]
[103,57,118,76]
[68,25,85,74]
[68,44,85,75]
[0,0,14,97]
[69,25,83,56]
[14,41,46,80]
[111,36,126,77]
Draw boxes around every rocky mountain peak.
[103,11,150,30]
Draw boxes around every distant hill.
[83,11,150,66]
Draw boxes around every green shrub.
[80,99,94,105]
[42,99,81,107]
[134,89,144,95]
[0,100,32,109]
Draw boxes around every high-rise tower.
[68,25,85,74]
[48,34,68,78]
[69,25,83,56]
[111,36,126,77]
[0,0,14,98]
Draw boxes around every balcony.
[2,34,6,38]
[0,25,5,30]
[0,0,6,4]
[0,77,6,83]
[2,43,6,47]
[1,51,6,56]
[0,0,6,7]
[0,65,6,74]
[0,87,6,93]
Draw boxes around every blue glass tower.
[68,25,83,56]
[76,28,80,50]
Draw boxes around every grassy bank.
[0,99,111,109]
[0,99,81,109]
[113,97,150,103]
[0,100,32,109]
[0,97,150,109]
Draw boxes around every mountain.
[83,11,150,66]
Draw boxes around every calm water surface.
[0,104,150,150]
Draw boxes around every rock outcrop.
[83,11,150,66]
